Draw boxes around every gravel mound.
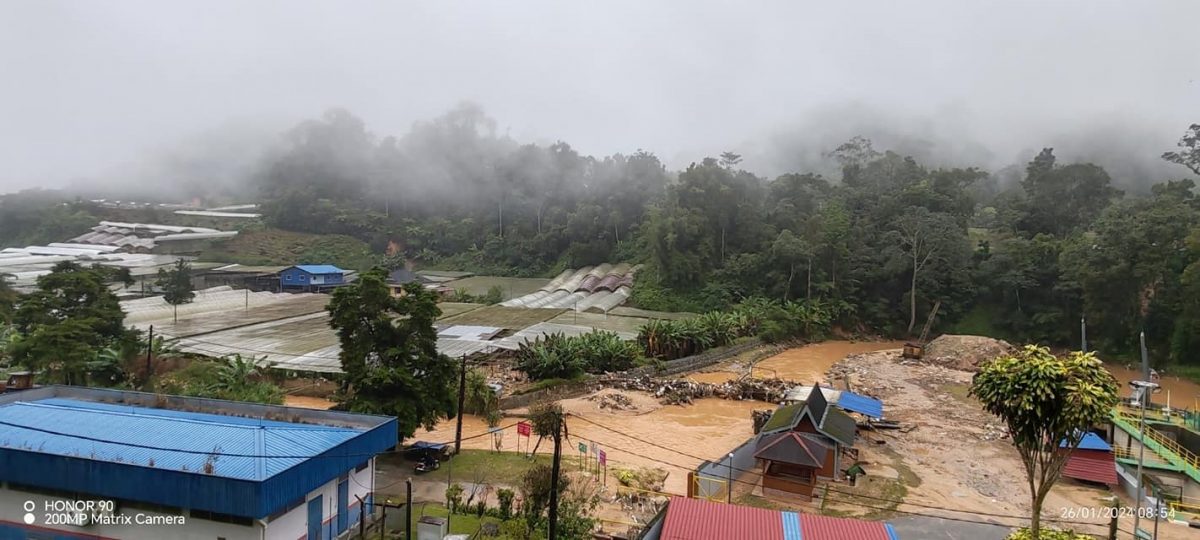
[921,334,1013,372]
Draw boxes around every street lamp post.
[726,452,735,503]
[1130,379,1159,538]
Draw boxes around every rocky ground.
[831,343,1195,539]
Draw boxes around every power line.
[567,413,1115,531]
[0,417,516,460]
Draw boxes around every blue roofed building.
[0,386,397,540]
[279,265,347,292]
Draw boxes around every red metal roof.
[660,496,784,540]
[801,513,896,540]
[659,496,898,540]
[1063,449,1118,485]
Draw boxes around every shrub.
[497,488,515,520]
[515,331,640,380]
[445,483,464,514]
[1005,528,1091,540]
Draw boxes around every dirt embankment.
[831,346,1196,539]
[920,334,1014,371]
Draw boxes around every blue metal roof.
[0,392,397,519]
[1062,432,1111,452]
[837,391,883,419]
[0,399,360,481]
[780,511,802,540]
[293,264,344,274]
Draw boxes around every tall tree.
[1019,149,1121,236]
[1162,123,1200,175]
[11,262,133,385]
[0,273,16,324]
[771,229,812,302]
[155,259,195,323]
[327,269,457,442]
[971,346,1118,538]
[890,208,962,334]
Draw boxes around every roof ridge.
[790,432,819,464]
[16,401,290,431]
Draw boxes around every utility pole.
[144,325,154,387]
[455,355,467,454]
[548,414,563,540]
[1131,379,1159,538]
[1080,315,1087,352]
[405,479,412,540]
[1140,331,1150,392]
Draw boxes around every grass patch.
[402,503,506,536]
[441,276,551,300]
[435,302,486,320]
[440,305,565,330]
[735,494,786,510]
[427,450,553,487]
[514,375,590,395]
[822,445,918,520]
[1168,364,1200,386]
[199,226,379,271]
[946,303,1007,339]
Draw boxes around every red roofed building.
[1063,450,1118,485]
[1061,432,1118,485]
[648,496,900,540]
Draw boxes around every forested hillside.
[249,108,1200,367]
[4,107,1198,368]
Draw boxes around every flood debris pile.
[586,391,638,411]
[603,375,796,405]
[920,334,1013,372]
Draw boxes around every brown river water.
[754,340,907,384]
[1105,364,1200,408]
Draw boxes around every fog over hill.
[0,1,1197,196]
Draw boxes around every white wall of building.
[0,459,375,540]
[264,458,375,540]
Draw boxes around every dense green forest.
[249,108,1200,367]
[3,109,1198,369]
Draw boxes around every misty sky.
[1,1,1198,193]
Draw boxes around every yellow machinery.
[902,300,940,360]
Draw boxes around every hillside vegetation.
[198,226,378,270]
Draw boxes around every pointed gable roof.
[759,384,856,447]
[754,432,832,468]
[807,383,830,423]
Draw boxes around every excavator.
[902,300,940,360]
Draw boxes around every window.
[285,274,293,281]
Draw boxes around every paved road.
[888,515,1013,540]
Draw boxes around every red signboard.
[517,421,531,437]
[598,450,607,466]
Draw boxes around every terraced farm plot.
[441,276,551,299]
[548,311,652,334]
[435,302,485,319]
[438,305,565,330]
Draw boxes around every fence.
[688,436,761,502]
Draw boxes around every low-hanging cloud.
[0,1,1196,195]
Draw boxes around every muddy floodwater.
[1105,364,1200,407]
[754,340,906,383]
[284,395,337,410]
